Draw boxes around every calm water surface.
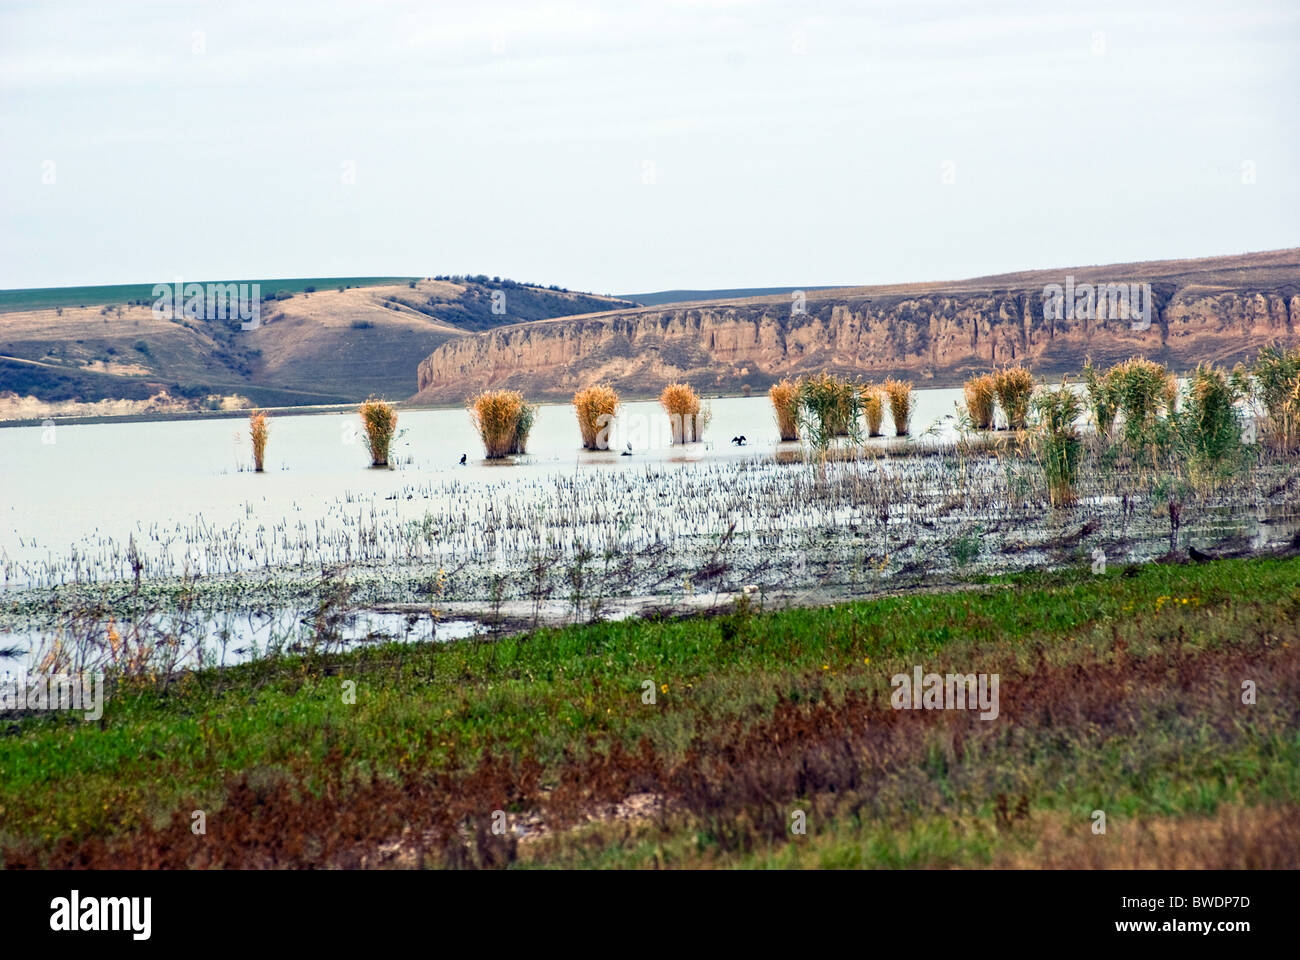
[0,390,968,581]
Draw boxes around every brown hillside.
[0,280,633,407]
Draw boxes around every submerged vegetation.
[7,345,1298,618]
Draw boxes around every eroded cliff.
[414,250,1300,402]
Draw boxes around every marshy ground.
[2,557,1297,868]
[3,436,1297,667]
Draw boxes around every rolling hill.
[0,278,636,410]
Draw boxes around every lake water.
[1,386,1289,674]
[0,389,968,586]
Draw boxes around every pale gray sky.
[1,0,1296,293]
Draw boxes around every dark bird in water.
[458,453,467,465]
[731,435,747,445]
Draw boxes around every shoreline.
[0,372,1084,429]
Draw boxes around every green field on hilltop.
[0,277,415,314]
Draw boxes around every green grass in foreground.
[2,557,1298,867]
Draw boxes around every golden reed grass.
[660,382,706,443]
[573,383,620,449]
[993,366,1035,430]
[249,410,268,472]
[1164,373,1180,414]
[359,396,397,466]
[963,374,996,429]
[769,378,800,441]
[469,389,530,458]
[860,384,885,437]
[883,379,912,436]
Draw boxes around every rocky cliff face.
[414,253,1300,402]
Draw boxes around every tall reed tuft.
[573,383,620,449]
[993,366,1035,430]
[1083,358,1119,437]
[469,389,535,458]
[769,378,801,441]
[797,373,862,451]
[1111,356,1170,447]
[660,382,707,443]
[963,374,996,430]
[1184,364,1241,465]
[1240,343,1300,453]
[249,410,268,472]
[359,396,397,466]
[1032,381,1084,508]
[883,378,913,436]
[860,384,885,437]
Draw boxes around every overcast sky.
[1,0,1296,293]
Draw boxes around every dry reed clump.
[660,382,708,443]
[573,384,620,450]
[469,390,535,459]
[359,397,398,466]
[860,384,885,437]
[993,366,1035,430]
[883,379,912,436]
[962,374,996,430]
[769,378,800,441]
[249,410,268,472]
